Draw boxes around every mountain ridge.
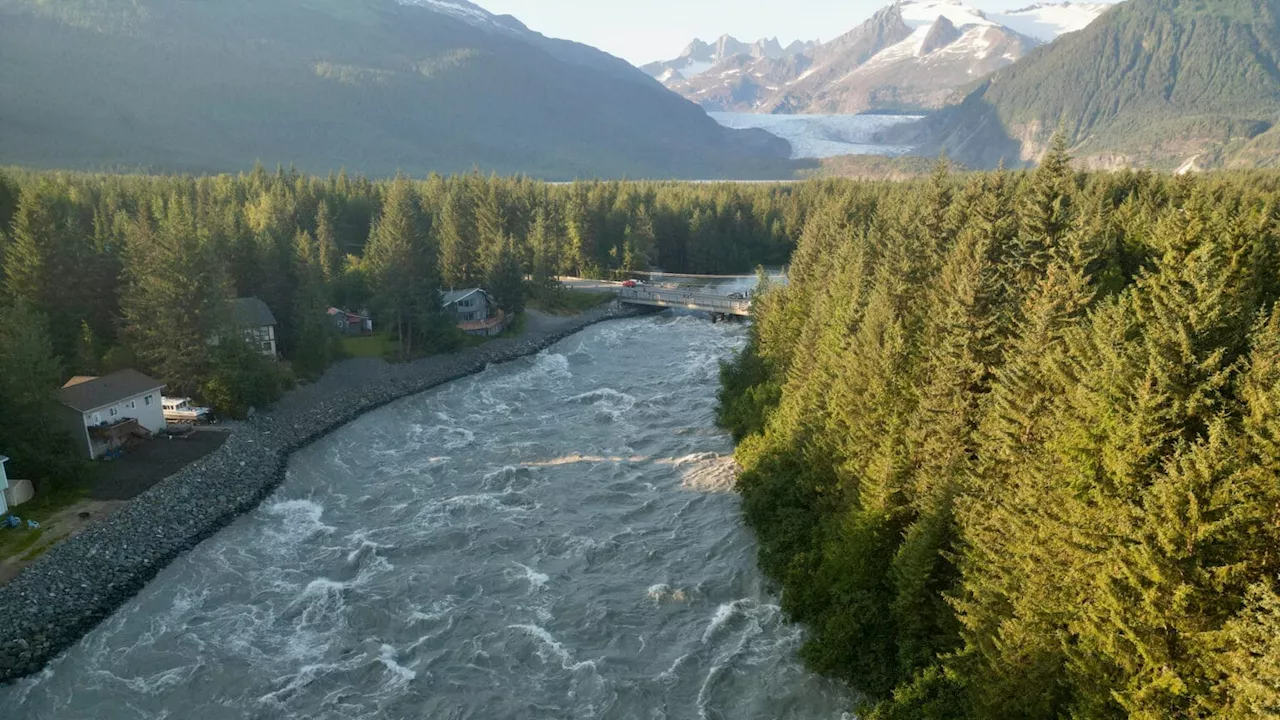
[642,0,1112,115]
[0,0,793,179]
[891,0,1280,169]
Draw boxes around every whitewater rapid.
[5,316,852,719]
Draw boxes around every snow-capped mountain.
[646,0,1116,114]
[641,35,817,85]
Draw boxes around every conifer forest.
[719,141,1280,718]
[4,145,1280,717]
[0,166,804,488]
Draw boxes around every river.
[5,316,852,719]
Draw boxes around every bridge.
[617,287,752,317]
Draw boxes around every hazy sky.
[472,0,1040,65]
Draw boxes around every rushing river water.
[6,316,852,719]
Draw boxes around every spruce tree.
[364,177,423,358]
[288,230,334,378]
[438,187,477,290]
[315,202,343,286]
[486,235,525,316]
[0,300,82,488]
[121,195,232,395]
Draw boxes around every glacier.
[709,113,921,159]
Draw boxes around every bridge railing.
[618,287,752,315]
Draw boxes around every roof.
[58,369,165,414]
[327,307,369,320]
[63,376,99,388]
[232,297,278,328]
[0,456,7,464]
[440,288,488,307]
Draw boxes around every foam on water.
[263,499,335,547]
[512,562,550,589]
[377,644,417,683]
[677,453,741,493]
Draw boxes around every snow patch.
[397,0,528,36]
[680,60,715,79]
[991,2,1114,42]
[899,0,996,29]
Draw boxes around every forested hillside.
[720,143,1280,717]
[896,0,1280,170]
[0,165,826,493]
[0,0,790,179]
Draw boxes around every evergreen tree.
[528,207,561,300]
[438,186,477,290]
[4,182,97,365]
[486,235,525,316]
[121,195,233,394]
[0,301,83,488]
[315,202,343,285]
[288,230,335,378]
[364,178,424,358]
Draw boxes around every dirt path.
[0,499,125,584]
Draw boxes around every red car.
[621,280,638,288]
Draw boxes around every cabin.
[327,307,373,336]
[57,370,167,459]
[232,297,279,358]
[440,288,508,337]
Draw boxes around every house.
[441,288,508,337]
[327,307,373,336]
[441,288,492,323]
[232,297,279,357]
[0,456,8,516]
[57,370,167,459]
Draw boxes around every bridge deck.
[617,288,751,316]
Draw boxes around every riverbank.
[0,303,644,681]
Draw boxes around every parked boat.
[162,397,211,424]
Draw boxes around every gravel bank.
[0,303,644,681]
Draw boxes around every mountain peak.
[919,15,962,54]
[646,0,1113,115]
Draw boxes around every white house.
[57,370,167,459]
[0,456,9,516]
[232,297,279,358]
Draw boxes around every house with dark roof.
[57,370,166,459]
[440,288,508,337]
[441,288,491,323]
[232,297,279,358]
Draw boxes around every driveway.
[87,429,230,501]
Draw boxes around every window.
[127,400,136,409]
[145,395,153,406]
[109,407,119,417]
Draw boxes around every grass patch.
[529,288,614,316]
[0,481,85,562]
[341,333,400,359]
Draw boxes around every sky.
[472,0,1044,65]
